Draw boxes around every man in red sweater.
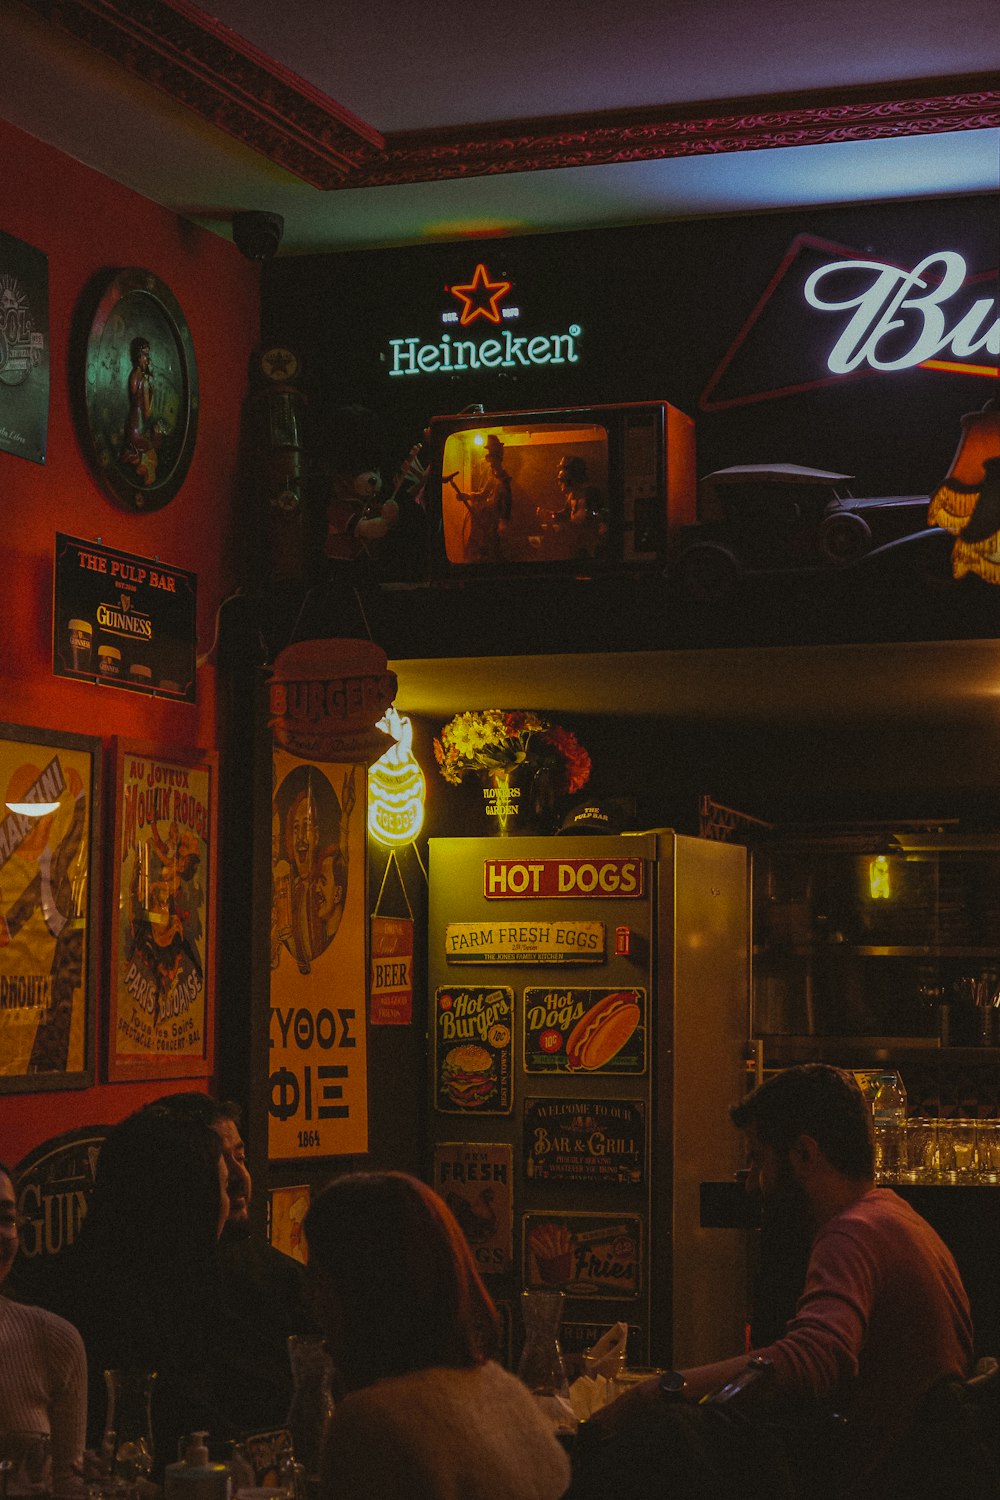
[680,1064,973,1489]
[573,1065,983,1499]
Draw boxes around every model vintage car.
[671,463,937,601]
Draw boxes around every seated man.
[572,1065,981,1500]
[145,1092,318,1434]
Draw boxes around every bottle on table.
[872,1071,907,1182]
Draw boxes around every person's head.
[288,786,320,879]
[557,455,587,491]
[143,1093,252,1228]
[82,1108,228,1266]
[131,337,151,370]
[730,1064,874,1203]
[0,1161,20,1289]
[303,1172,499,1392]
[314,847,345,925]
[485,434,504,471]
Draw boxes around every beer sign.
[369,915,413,1025]
[53,534,197,701]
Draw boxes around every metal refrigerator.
[426,831,749,1369]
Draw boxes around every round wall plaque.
[82,268,199,511]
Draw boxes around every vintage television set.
[388,401,696,584]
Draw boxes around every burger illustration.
[440,1043,497,1108]
[564,990,642,1071]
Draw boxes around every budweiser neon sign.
[804,251,999,376]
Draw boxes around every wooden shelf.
[754,944,1000,959]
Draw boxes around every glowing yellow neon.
[869,854,892,900]
[367,707,426,847]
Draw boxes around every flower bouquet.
[434,711,590,832]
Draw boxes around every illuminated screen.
[441,422,610,567]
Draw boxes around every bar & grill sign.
[524,1098,645,1185]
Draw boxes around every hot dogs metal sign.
[524,987,647,1074]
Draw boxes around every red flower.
[540,725,592,795]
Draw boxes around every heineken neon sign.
[388,328,581,377]
[386,260,583,378]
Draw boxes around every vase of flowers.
[433,711,591,835]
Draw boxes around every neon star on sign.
[448,263,512,326]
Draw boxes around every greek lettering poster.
[0,731,96,1088]
[109,743,215,1080]
[268,749,369,1159]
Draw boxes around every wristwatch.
[658,1370,688,1399]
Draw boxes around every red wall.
[1,119,260,1164]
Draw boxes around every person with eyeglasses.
[0,1159,87,1495]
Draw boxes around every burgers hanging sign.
[434,986,514,1115]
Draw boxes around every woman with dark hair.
[304,1172,569,1500]
[0,1158,87,1494]
[43,1110,231,1474]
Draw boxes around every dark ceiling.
[4,0,998,253]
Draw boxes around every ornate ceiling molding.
[366,81,1000,188]
[15,0,1000,192]
[17,0,384,187]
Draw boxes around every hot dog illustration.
[564,990,641,1071]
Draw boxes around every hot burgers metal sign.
[434,985,514,1115]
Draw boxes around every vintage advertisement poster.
[524,1098,645,1185]
[0,728,97,1090]
[0,230,49,464]
[523,1212,643,1299]
[433,984,513,1115]
[444,920,605,965]
[269,750,369,1159]
[369,914,413,1025]
[13,1126,108,1272]
[109,743,215,1080]
[53,534,198,701]
[523,986,647,1074]
[268,1184,310,1264]
[432,1142,513,1276]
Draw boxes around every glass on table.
[609,1367,665,1403]
[974,1119,1000,1184]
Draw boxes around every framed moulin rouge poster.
[107,740,216,1081]
[0,723,101,1093]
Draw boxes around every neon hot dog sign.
[804,251,998,376]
